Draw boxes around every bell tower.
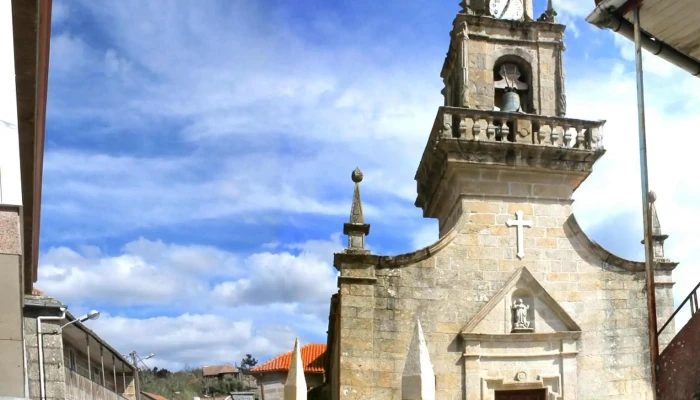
[416,1,606,236]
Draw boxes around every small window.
[68,349,77,372]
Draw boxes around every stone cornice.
[337,276,377,286]
[333,229,458,271]
[414,107,606,216]
[456,14,567,33]
[441,13,566,78]
[460,331,581,342]
[566,214,679,272]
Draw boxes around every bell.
[500,90,521,113]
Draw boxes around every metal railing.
[658,281,700,336]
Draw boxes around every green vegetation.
[239,354,258,373]
[140,366,204,400]
[140,361,258,400]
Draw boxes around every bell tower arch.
[416,2,606,237]
[440,7,566,116]
[492,54,533,113]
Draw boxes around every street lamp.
[61,310,101,328]
[129,351,155,400]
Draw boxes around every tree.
[240,354,258,372]
[151,367,172,378]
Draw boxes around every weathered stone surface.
[326,4,677,400]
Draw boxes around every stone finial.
[284,338,307,400]
[642,190,669,259]
[402,320,435,400]
[459,0,468,12]
[343,168,370,254]
[537,0,557,22]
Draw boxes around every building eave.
[24,295,135,371]
[63,310,136,371]
[11,0,52,294]
[586,0,700,77]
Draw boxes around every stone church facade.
[323,1,678,399]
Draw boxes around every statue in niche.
[512,298,531,330]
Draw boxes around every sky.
[34,0,700,371]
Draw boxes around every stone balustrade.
[434,106,605,152]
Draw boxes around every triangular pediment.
[460,267,581,335]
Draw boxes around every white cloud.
[37,234,340,369]
[87,313,299,371]
[553,0,594,18]
[611,34,677,78]
[49,33,90,73]
[51,0,71,27]
[213,236,341,307]
[122,238,240,276]
[41,144,421,241]
[40,0,440,242]
[38,243,211,306]
[38,235,340,312]
[410,222,439,250]
[39,0,700,368]
[41,151,355,240]
[562,38,700,333]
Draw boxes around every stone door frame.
[484,376,559,400]
[461,332,579,400]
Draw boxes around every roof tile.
[202,364,239,377]
[250,344,325,374]
[141,392,168,400]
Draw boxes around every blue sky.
[38,0,700,370]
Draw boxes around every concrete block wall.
[24,310,67,400]
[258,372,323,400]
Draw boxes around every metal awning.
[586,0,700,77]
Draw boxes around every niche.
[509,288,535,333]
[493,55,533,113]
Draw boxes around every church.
[322,1,679,399]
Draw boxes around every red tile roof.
[31,287,44,296]
[202,364,239,377]
[141,392,168,400]
[250,344,326,374]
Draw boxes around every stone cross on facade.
[506,210,532,259]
